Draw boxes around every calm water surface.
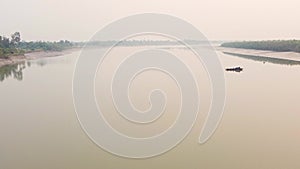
[1,47,300,169]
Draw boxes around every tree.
[0,36,3,48]
[2,37,10,48]
[11,32,21,46]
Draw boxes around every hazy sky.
[0,0,299,41]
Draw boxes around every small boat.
[225,67,243,72]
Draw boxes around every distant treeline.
[18,40,73,52]
[81,40,180,47]
[0,31,223,58]
[78,39,222,47]
[221,40,300,53]
[0,32,74,58]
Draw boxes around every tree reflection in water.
[0,62,28,81]
[0,59,51,82]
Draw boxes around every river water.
[1,46,300,169]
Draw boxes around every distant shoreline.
[2,45,300,68]
[0,48,79,68]
[217,46,300,62]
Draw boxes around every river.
[1,46,300,169]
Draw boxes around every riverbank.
[0,48,79,68]
[217,47,300,62]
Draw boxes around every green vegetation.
[0,32,24,58]
[18,40,73,52]
[0,32,74,59]
[221,40,300,53]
